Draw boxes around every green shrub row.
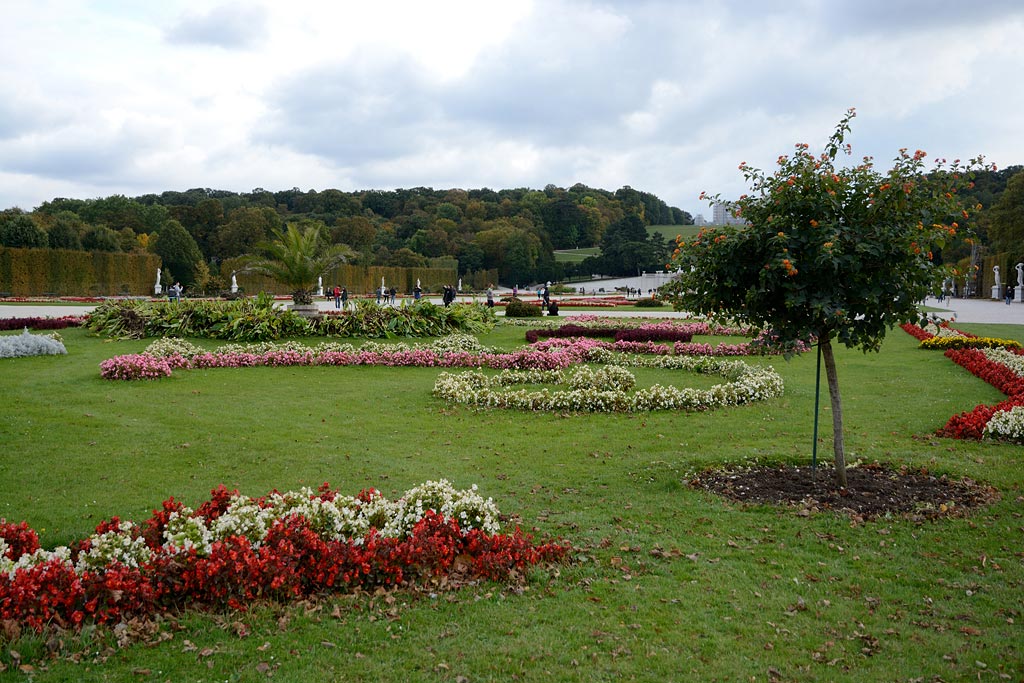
[85,296,497,341]
[504,297,543,317]
[0,247,159,296]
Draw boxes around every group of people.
[167,282,183,302]
[376,286,398,305]
[331,286,349,309]
[441,284,457,307]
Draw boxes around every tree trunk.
[819,333,848,489]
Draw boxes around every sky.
[2,0,1023,219]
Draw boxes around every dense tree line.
[0,184,692,288]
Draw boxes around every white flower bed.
[2,480,501,574]
[432,358,783,413]
[984,405,1024,442]
[981,347,1024,377]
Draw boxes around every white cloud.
[0,0,1022,213]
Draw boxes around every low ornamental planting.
[0,316,85,332]
[432,354,784,413]
[525,320,804,357]
[901,323,1024,441]
[100,336,580,380]
[0,481,569,633]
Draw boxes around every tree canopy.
[666,109,990,487]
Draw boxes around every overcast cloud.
[2,0,1022,218]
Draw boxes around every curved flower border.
[431,354,784,413]
[902,323,1024,441]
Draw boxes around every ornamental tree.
[241,222,354,305]
[666,109,990,488]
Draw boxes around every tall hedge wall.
[0,247,161,296]
[219,260,460,296]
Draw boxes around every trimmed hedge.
[0,247,159,296]
[219,261,460,297]
[504,297,543,318]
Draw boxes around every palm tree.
[241,223,354,305]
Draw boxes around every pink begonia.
[99,355,173,380]
[99,323,787,381]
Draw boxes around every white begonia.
[387,480,501,537]
[982,348,1024,377]
[7,546,73,578]
[144,337,204,358]
[983,405,1024,442]
[162,509,213,555]
[209,496,279,546]
[0,538,11,575]
[433,355,783,413]
[76,521,153,571]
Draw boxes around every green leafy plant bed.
[85,297,495,341]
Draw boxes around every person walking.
[333,285,341,309]
[486,284,495,308]
[341,287,348,310]
[1006,285,1014,306]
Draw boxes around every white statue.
[1017,263,1023,288]
[994,265,1001,288]
[992,265,1002,300]
[457,278,462,292]
[317,276,324,296]
[154,268,163,295]
[231,271,238,294]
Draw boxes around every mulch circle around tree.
[690,462,1000,521]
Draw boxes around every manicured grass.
[648,224,703,242]
[553,247,600,263]
[1,323,1022,681]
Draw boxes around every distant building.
[693,213,708,226]
[712,201,745,226]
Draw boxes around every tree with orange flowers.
[666,109,991,488]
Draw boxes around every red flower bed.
[0,485,569,633]
[902,323,1024,439]
[0,316,85,331]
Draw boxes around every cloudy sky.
[3,0,1023,218]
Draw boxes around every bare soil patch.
[690,462,999,521]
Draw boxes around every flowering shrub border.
[432,346,784,412]
[0,481,569,632]
[902,323,1024,441]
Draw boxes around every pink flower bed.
[100,346,580,380]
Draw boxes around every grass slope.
[1,323,1021,682]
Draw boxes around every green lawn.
[1,322,1022,681]
[553,247,600,263]
[648,224,703,242]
